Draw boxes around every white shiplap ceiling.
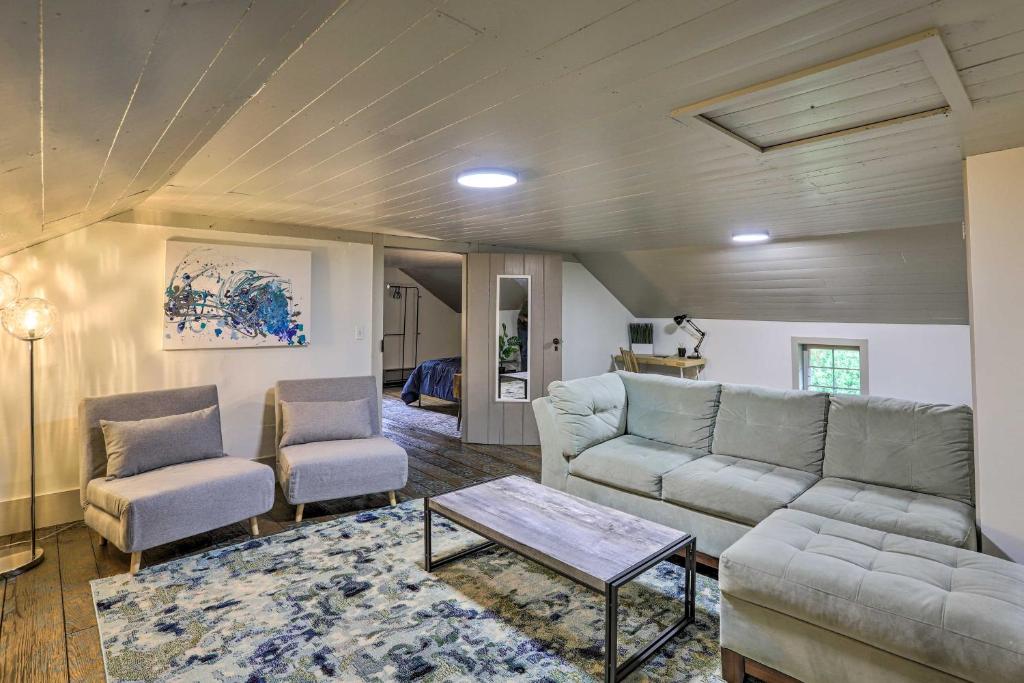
[2,0,1024,259]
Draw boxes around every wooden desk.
[614,354,706,379]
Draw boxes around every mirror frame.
[495,274,531,403]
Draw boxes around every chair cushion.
[712,384,829,475]
[662,454,819,526]
[546,373,626,457]
[278,436,408,505]
[101,405,224,478]
[279,398,373,447]
[824,394,974,505]
[85,457,274,552]
[720,509,1024,683]
[617,372,721,453]
[568,434,703,498]
[788,477,976,549]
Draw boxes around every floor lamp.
[0,292,59,578]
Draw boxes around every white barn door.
[463,253,562,445]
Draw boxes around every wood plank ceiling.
[1,1,1023,321]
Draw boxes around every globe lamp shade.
[1,297,59,341]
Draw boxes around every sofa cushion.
[85,457,275,552]
[824,394,974,505]
[662,454,819,526]
[720,509,1024,683]
[712,384,829,475]
[617,372,721,453]
[546,373,626,457]
[278,436,408,504]
[568,434,703,498]
[789,478,976,549]
[100,405,224,478]
[279,398,373,447]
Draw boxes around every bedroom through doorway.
[381,248,463,439]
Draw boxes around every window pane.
[808,385,833,393]
[810,367,834,387]
[834,349,860,369]
[835,388,860,395]
[808,348,833,367]
[835,369,860,392]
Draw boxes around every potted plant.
[499,323,522,369]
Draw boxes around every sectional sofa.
[533,372,1023,683]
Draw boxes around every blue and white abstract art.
[163,242,311,349]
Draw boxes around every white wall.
[561,262,632,380]
[383,267,460,369]
[965,145,1024,561]
[0,220,374,528]
[634,318,973,406]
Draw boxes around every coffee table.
[424,475,696,682]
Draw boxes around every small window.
[792,338,868,395]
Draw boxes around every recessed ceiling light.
[732,231,771,243]
[457,169,518,188]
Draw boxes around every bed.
[401,356,462,404]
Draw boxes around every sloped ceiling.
[0,0,341,255]
[384,248,462,312]
[2,1,1022,324]
[580,223,968,323]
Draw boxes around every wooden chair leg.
[721,647,746,683]
[98,536,108,546]
[129,552,142,575]
[249,517,260,536]
[294,503,304,523]
[388,490,397,506]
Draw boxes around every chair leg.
[249,517,260,536]
[98,536,108,546]
[129,552,142,575]
[295,503,304,523]
[389,490,397,506]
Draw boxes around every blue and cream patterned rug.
[91,501,724,682]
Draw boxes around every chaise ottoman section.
[719,508,1024,683]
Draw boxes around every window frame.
[791,337,869,395]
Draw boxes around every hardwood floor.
[0,412,540,682]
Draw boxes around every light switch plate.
[355,324,366,341]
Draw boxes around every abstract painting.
[163,242,311,349]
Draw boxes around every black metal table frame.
[424,499,697,683]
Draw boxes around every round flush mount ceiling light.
[456,168,518,188]
[731,231,771,243]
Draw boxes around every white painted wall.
[383,267,460,370]
[634,318,973,406]
[965,145,1024,562]
[0,220,374,525]
[561,262,632,380]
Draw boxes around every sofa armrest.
[533,396,570,491]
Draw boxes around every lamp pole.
[29,338,37,556]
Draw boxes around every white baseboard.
[0,487,83,536]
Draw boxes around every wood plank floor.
[0,398,540,682]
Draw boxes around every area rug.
[91,501,725,682]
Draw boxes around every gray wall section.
[578,223,968,324]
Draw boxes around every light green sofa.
[532,372,1024,683]
[533,371,976,558]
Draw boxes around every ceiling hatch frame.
[670,29,971,155]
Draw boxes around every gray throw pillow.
[101,405,224,478]
[280,399,373,447]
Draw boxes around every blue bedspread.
[401,356,461,404]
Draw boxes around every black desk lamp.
[673,314,706,359]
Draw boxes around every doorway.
[380,248,464,439]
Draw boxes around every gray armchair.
[275,376,408,521]
[79,385,275,574]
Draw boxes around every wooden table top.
[427,475,689,591]
[614,354,706,369]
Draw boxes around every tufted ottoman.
[719,509,1024,683]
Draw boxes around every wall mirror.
[496,274,530,402]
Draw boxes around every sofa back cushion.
[824,394,974,505]
[712,384,830,475]
[279,399,373,447]
[276,376,380,449]
[101,406,224,478]
[617,372,721,453]
[546,373,626,457]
